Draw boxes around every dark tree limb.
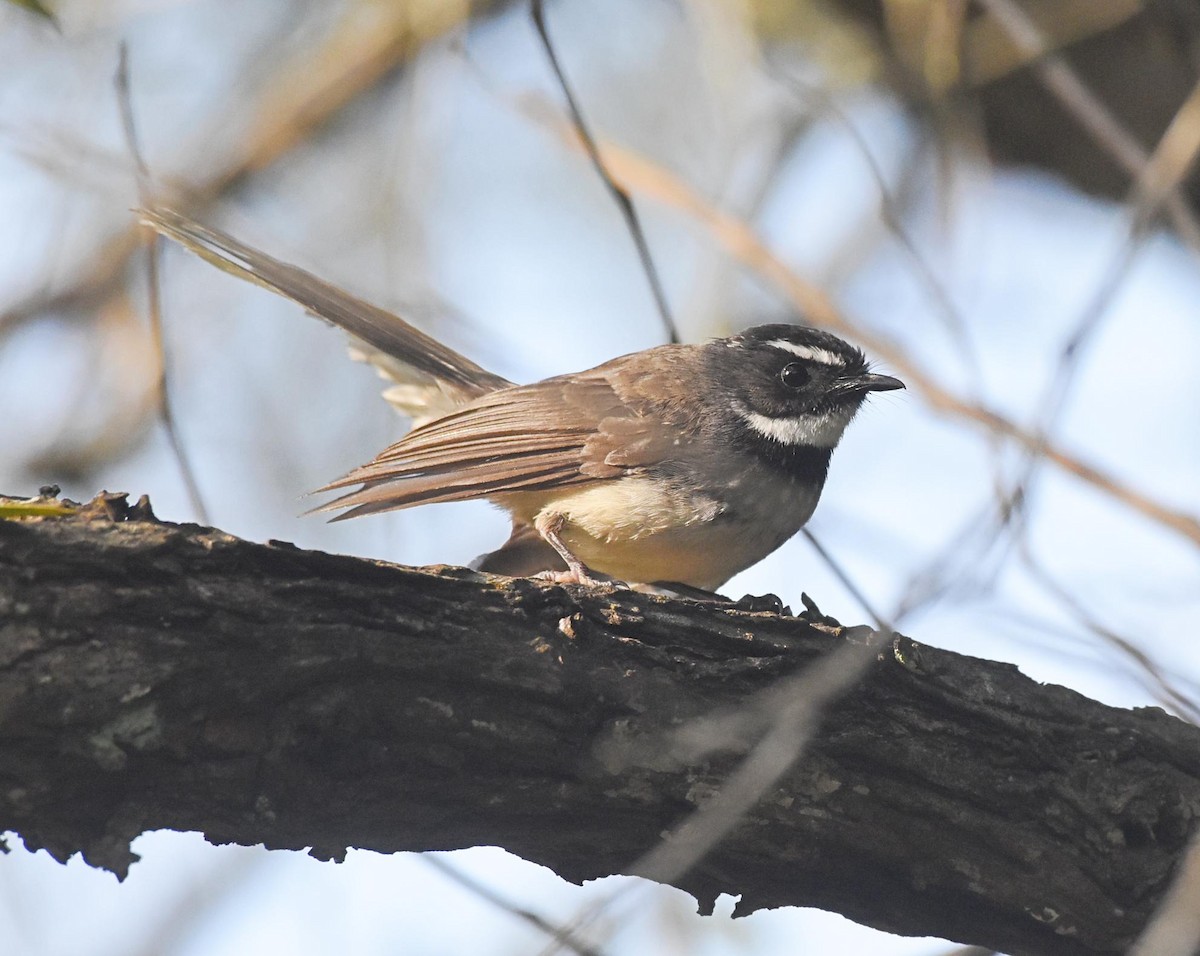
[1,495,1197,956]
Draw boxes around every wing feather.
[315,347,705,519]
[315,373,631,514]
[325,461,589,519]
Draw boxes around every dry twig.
[530,0,679,344]
[115,44,209,523]
[974,0,1200,254]
[1,0,492,337]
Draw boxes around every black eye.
[780,362,809,389]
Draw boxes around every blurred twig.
[541,627,887,956]
[773,68,982,381]
[802,527,888,628]
[1,0,491,337]
[1020,544,1200,724]
[4,0,58,29]
[891,224,1140,620]
[1130,75,1200,225]
[962,0,1141,85]
[1012,71,1200,503]
[629,632,882,886]
[530,0,679,344]
[423,855,601,956]
[570,541,896,951]
[974,0,1200,255]
[116,44,210,524]
[957,71,1200,615]
[993,604,1200,721]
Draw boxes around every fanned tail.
[138,206,512,423]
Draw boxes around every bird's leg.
[533,511,615,587]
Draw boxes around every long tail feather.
[138,206,511,400]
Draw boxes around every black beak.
[843,372,905,394]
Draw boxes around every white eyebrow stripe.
[767,340,845,365]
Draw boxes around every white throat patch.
[766,340,846,366]
[735,402,856,448]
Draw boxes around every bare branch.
[2,496,1198,956]
[115,45,210,524]
[0,1,497,336]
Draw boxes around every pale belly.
[500,471,822,590]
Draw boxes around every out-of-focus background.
[2,0,1199,953]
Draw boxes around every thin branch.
[892,229,1143,622]
[1019,70,1200,474]
[539,630,887,956]
[989,71,1200,576]
[630,635,883,886]
[423,856,602,956]
[1129,76,1200,231]
[115,45,210,525]
[1,1,490,337]
[773,68,982,383]
[530,0,679,344]
[1019,543,1200,725]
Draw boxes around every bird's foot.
[533,511,625,588]
[798,592,841,627]
[535,567,624,589]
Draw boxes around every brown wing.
[317,344,705,520]
[316,372,631,519]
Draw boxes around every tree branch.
[1,495,1197,956]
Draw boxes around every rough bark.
[1,494,1197,956]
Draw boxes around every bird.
[141,207,903,593]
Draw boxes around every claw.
[535,568,622,588]
[734,593,789,615]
